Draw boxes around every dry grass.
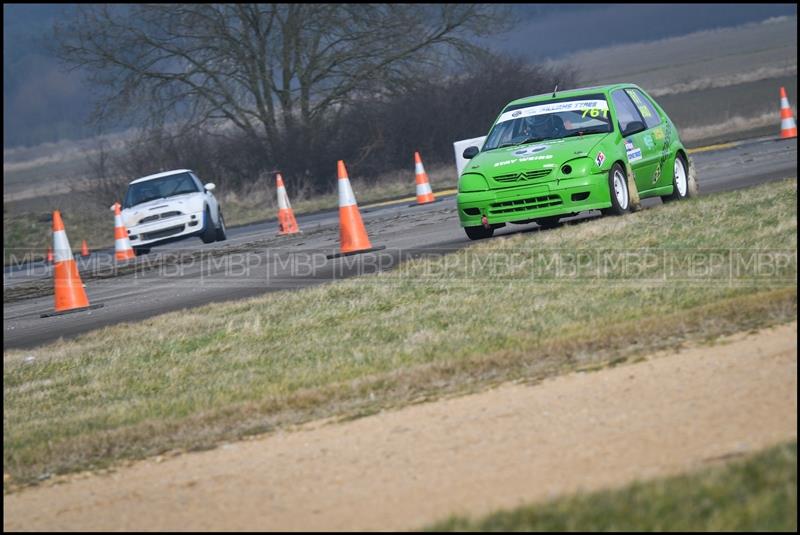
[680,110,788,142]
[3,179,797,491]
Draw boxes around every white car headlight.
[123,212,138,228]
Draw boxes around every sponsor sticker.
[497,100,609,124]
[643,134,655,150]
[626,147,642,163]
[519,154,553,163]
[513,145,548,157]
[624,139,635,151]
[654,128,665,141]
[493,159,517,168]
[595,151,605,168]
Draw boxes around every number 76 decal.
[581,108,608,118]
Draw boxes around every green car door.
[611,88,662,193]
[627,87,675,190]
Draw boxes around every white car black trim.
[120,169,227,252]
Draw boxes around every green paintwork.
[457,84,686,229]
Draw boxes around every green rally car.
[457,83,696,239]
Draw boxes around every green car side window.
[625,89,662,129]
[611,90,644,133]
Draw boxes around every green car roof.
[503,83,641,111]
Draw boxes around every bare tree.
[75,137,130,205]
[55,4,512,184]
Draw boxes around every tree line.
[56,4,577,196]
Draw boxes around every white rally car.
[121,169,227,255]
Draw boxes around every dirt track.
[4,322,797,531]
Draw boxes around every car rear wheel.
[661,153,691,203]
[215,210,227,241]
[464,225,494,240]
[200,206,217,243]
[601,163,631,216]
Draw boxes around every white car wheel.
[613,168,629,210]
[662,154,692,203]
[602,163,632,216]
[674,157,688,197]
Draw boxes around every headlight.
[558,157,592,178]
[458,173,489,192]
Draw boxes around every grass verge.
[3,179,797,491]
[425,441,797,531]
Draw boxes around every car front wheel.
[601,163,631,216]
[215,210,227,241]
[464,225,494,240]
[535,216,561,229]
[200,206,217,243]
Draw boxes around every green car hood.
[466,133,610,188]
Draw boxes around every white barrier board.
[453,136,487,178]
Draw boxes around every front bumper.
[127,210,205,247]
[457,172,612,227]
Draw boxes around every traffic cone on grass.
[779,86,797,139]
[46,246,53,264]
[40,210,103,317]
[411,151,436,205]
[111,202,136,261]
[276,173,300,235]
[81,239,90,257]
[326,160,385,259]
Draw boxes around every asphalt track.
[3,135,796,350]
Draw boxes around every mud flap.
[625,162,642,212]
[686,155,700,197]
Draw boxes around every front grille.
[139,211,183,225]
[489,194,562,215]
[141,224,185,241]
[493,169,552,183]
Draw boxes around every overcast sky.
[4,3,797,149]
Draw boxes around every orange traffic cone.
[40,211,103,317]
[111,202,136,261]
[412,151,436,205]
[326,160,385,259]
[276,173,300,235]
[81,239,90,257]
[46,246,53,264]
[779,86,797,139]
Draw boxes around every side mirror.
[621,121,645,137]
[204,182,216,192]
[462,146,479,159]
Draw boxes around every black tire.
[133,246,150,256]
[535,216,561,229]
[601,163,631,216]
[464,225,494,240]
[215,210,227,241]
[200,206,217,243]
[661,153,690,203]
